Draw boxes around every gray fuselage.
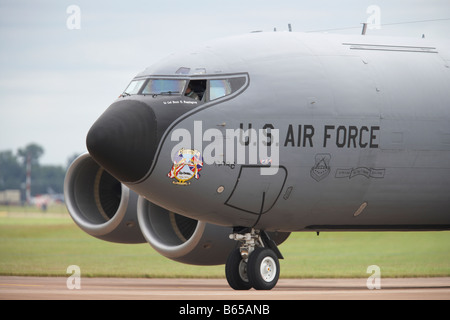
[88,32,450,232]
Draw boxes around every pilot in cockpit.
[185,84,200,100]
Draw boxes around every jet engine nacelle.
[137,197,291,266]
[64,153,146,244]
[137,197,236,265]
[65,154,291,265]
[64,153,240,264]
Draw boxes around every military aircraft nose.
[86,99,157,183]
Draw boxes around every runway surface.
[1,276,450,300]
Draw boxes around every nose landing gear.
[226,228,283,290]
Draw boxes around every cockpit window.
[185,79,207,101]
[209,77,247,101]
[121,75,248,101]
[210,80,232,100]
[124,79,145,95]
[142,79,187,95]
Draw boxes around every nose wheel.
[247,247,280,290]
[226,229,282,290]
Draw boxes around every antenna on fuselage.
[361,22,368,35]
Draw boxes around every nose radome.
[86,100,157,183]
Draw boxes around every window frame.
[123,73,249,102]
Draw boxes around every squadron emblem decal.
[168,148,203,185]
[310,153,331,182]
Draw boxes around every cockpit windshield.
[123,79,186,96]
[123,79,146,95]
[121,75,247,101]
[142,79,187,95]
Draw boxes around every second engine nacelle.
[137,197,291,266]
[137,197,237,265]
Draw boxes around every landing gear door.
[225,166,287,215]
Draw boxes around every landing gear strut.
[226,228,282,290]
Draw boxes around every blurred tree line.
[0,143,73,199]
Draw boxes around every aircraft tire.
[225,248,252,290]
[247,247,280,290]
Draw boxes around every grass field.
[1,205,449,279]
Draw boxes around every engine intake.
[64,153,145,243]
[137,196,237,265]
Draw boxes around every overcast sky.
[0,0,449,166]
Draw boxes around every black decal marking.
[284,124,295,147]
[239,123,252,146]
[348,126,358,148]
[335,167,385,179]
[359,126,369,148]
[310,153,331,182]
[323,125,334,147]
[303,125,315,147]
[297,124,302,147]
[336,126,347,148]
[263,124,274,147]
[370,126,380,148]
